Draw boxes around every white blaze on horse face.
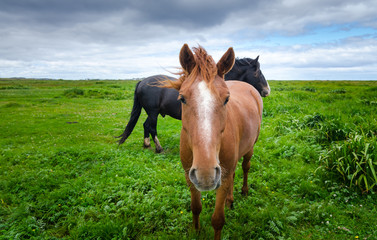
[195,81,215,151]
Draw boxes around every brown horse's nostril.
[189,168,198,185]
[214,166,221,184]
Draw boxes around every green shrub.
[0,85,29,90]
[86,89,104,98]
[3,102,23,108]
[300,115,350,144]
[301,87,316,92]
[303,113,325,128]
[359,99,377,106]
[331,88,347,94]
[85,89,124,100]
[289,113,350,144]
[319,133,377,193]
[62,88,125,100]
[63,88,84,98]
[316,120,350,144]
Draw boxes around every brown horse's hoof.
[143,144,151,149]
[226,200,234,210]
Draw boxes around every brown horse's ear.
[179,44,196,74]
[217,47,235,78]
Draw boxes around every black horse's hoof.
[155,147,163,153]
[143,144,151,149]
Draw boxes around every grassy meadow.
[1,79,377,239]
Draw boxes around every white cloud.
[241,36,377,80]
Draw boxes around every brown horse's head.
[171,44,235,191]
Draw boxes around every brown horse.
[164,44,263,239]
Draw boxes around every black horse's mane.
[234,58,256,66]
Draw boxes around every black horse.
[226,56,270,97]
[117,57,269,153]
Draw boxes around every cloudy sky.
[1,0,376,80]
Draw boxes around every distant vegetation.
[1,79,376,239]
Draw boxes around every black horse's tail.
[117,81,142,145]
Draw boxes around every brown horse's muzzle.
[189,165,221,191]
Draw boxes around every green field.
[1,79,377,239]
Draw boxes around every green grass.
[1,79,377,239]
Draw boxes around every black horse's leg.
[143,117,152,149]
[149,113,163,153]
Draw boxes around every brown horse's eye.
[224,96,230,105]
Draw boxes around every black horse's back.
[137,75,172,109]
[136,75,180,119]
[158,82,181,119]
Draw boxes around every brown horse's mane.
[164,46,218,91]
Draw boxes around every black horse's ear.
[254,56,260,71]
[217,47,235,78]
[179,44,196,74]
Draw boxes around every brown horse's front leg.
[212,178,232,240]
[186,173,202,230]
[225,172,235,209]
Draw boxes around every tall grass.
[319,133,377,193]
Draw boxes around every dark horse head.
[225,56,270,97]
